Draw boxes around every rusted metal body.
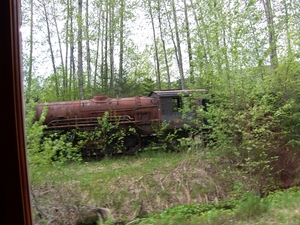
[36,94,160,134]
[36,89,207,133]
[35,89,208,156]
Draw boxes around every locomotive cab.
[148,89,208,131]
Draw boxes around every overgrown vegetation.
[25,56,300,224]
[204,58,300,192]
[26,110,130,165]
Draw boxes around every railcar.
[35,89,208,158]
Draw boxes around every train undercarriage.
[79,129,208,161]
[41,126,209,162]
[81,132,142,160]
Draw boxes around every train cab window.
[182,95,202,111]
[161,97,182,115]
[172,97,182,112]
[181,96,190,109]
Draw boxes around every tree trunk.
[163,1,180,83]
[77,0,85,99]
[64,0,70,99]
[157,0,171,90]
[42,0,59,97]
[69,0,76,99]
[103,3,109,93]
[85,0,92,98]
[283,0,292,56]
[262,0,278,75]
[52,0,66,99]
[171,0,185,89]
[118,0,125,97]
[148,0,161,91]
[183,0,194,85]
[94,6,102,94]
[190,0,209,81]
[109,3,115,96]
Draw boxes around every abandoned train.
[35,89,208,158]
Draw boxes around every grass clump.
[135,187,300,225]
[135,192,267,225]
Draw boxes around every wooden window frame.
[0,0,33,224]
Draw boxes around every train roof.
[148,89,207,97]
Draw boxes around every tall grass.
[28,148,300,224]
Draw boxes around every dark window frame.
[0,0,33,224]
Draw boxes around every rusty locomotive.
[36,89,208,158]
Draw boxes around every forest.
[22,0,300,224]
[22,0,300,101]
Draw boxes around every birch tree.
[85,0,92,98]
[183,0,194,85]
[40,0,59,97]
[170,0,185,89]
[262,0,278,74]
[157,0,171,90]
[118,0,125,96]
[77,0,84,99]
[147,0,161,91]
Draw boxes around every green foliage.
[28,130,83,166]
[77,111,127,155]
[198,56,300,191]
[148,121,181,152]
[43,131,82,164]
[26,110,135,166]
[25,99,82,165]
[138,191,269,224]
[26,100,49,165]
[153,200,236,220]
[234,192,269,220]
[180,91,209,129]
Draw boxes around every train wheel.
[82,140,104,161]
[122,133,141,155]
[105,141,119,155]
[167,139,180,152]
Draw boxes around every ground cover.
[29,148,300,225]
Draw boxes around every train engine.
[35,89,208,157]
